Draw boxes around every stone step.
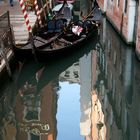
[9,13,37,45]
[15,40,28,45]
[14,31,29,36]
[10,16,37,21]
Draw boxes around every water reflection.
[1,16,140,140]
[0,36,98,140]
[88,17,135,140]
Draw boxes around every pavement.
[0,0,37,45]
[0,0,22,15]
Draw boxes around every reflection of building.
[14,74,58,140]
[91,45,107,140]
[97,0,140,60]
[0,96,17,140]
[135,3,140,60]
[91,16,140,140]
[59,62,80,84]
[79,52,92,138]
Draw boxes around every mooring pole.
[34,0,42,27]
[0,39,12,78]
[29,32,35,54]
[40,0,47,22]
[19,0,37,61]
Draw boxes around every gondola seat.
[47,20,56,33]
[55,18,67,32]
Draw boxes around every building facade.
[97,0,140,60]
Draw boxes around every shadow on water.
[0,33,99,140]
[17,34,99,93]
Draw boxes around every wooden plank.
[15,36,29,40]
[14,32,29,36]
[15,40,28,45]
[0,50,13,73]
[9,12,37,45]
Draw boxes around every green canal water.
[0,18,140,140]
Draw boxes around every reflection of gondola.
[17,35,99,93]
[16,60,44,90]
[12,18,68,62]
[12,0,70,62]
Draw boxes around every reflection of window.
[124,0,128,13]
[112,79,115,100]
[108,41,111,58]
[109,109,113,125]
[123,107,127,133]
[119,62,122,75]
[136,129,140,140]
[23,95,41,121]
[105,63,108,77]
[117,0,120,7]
[110,73,113,89]
[74,62,79,66]
[73,1,80,11]
[30,133,40,140]
[113,51,116,65]
[64,71,70,77]
[73,71,79,78]
[25,110,39,120]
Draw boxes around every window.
[117,0,120,7]
[124,0,128,13]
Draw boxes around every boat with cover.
[34,4,101,62]
[13,18,68,61]
[35,19,100,62]
[13,3,101,62]
[12,0,71,62]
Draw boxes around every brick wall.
[136,2,140,59]
[98,0,136,43]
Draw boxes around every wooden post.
[7,11,16,46]
[29,32,35,54]
[0,39,12,78]
[34,0,42,27]
[40,0,47,22]
[19,0,37,60]
[29,32,38,61]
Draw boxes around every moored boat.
[12,2,101,62]
[12,18,68,62]
[35,19,100,62]
[12,0,70,62]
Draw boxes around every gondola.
[12,18,68,61]
[35,19,100,62]
[34,4,101,62]
[12,0,71,62]
[13,2,101,62]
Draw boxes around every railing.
[0,11,15,77]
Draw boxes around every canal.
[0,17,140,140]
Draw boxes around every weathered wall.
[135,2,140,60]
[97,0,136,44]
